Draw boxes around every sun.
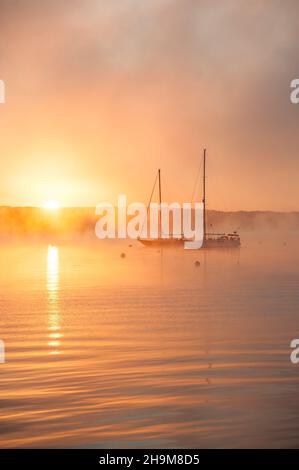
[43,200,61,210]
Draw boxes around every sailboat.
[138,168,185,247]
[138,149,241,248]
[201,149,241,248]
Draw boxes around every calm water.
[0,235,299,448]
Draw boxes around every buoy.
[120,253,126,258]
[194,260,200,267]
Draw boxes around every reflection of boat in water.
[138,149,241,248]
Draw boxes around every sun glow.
[43,200,61,210]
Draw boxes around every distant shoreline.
[1,207,299,238]
[1,206,299,214]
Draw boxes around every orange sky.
[0,0,298,211]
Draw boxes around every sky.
[0,0,298,210]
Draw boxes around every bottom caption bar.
[0,449,298,467]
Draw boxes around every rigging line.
[147,170,160,212]
[140,170,160,235]
[191,157,203,203]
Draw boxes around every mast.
[158,169,162,206]
[158,169,162,237]
[203,149,206,240]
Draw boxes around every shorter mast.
[202,149,206,240]
[158,169,162,238]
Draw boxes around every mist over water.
[0,233,298,448]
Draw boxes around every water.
[0,236,299,448]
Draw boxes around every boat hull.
[203,238,241,248]
[138,238,185,247]
[138,237,240,248]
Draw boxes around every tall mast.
[203,149,206,240]
[158,169,162,237]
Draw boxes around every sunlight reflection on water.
[47,245,62,355]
